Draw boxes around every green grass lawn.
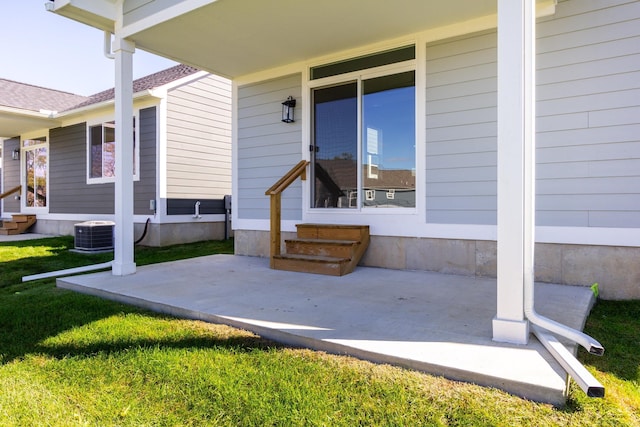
[0,236,638,426]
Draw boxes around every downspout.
[104,31,115,60]
[524,274,604,355]
[515,0,604,358]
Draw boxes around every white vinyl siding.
[166,74,232,199]
[536,0,640,228]
[237,74,303,221]
[425,30,497,225]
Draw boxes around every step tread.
[285,238,360,246]
[12,214,36,222]
[274,253,350,264]
[296,223,369,229]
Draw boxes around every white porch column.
[112,36,137,276]
[493,0,536,344]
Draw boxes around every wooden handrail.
[265,160,309,195]
[0,185,21,200]
[265,160,310,267]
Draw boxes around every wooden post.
[270,193,282,267]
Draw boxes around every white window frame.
[86,111,140,184]
[307,60,417,212]
[21,134,49,213]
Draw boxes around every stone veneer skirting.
[234,229,640,300]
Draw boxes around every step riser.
[273,258,345,276]
[271,224,369,276]
[0,214,36,235]
[12,215,35,223]
[297,226,368,242]
[286,242,355,258]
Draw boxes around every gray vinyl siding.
[134,106,157,214]
[424,0,640,228]
[166,74,232,199]
[50,123,114,214]
[49,108,157,215]
[237,73,303,221]
[425,30,497,225]
[2,138,20,213]
[535,0,640,228]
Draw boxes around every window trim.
[86,111,140,184]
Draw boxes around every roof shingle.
[0,64,201,114]
[69,64,200,111]
[0,79,88,113]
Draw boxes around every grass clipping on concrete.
[0,236,638,426]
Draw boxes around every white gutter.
[22,261,113,282]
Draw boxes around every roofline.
[59,89,160,117]
[0,105,57,119]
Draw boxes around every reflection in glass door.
[311,82,358,208]
[23,137,48,209]
[362,71,415,208]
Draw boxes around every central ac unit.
[74,221,115,252]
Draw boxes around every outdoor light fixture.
[281,96,296,123]
[12,148,20,160]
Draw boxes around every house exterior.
[46,0,639,347]
[0,65,232,246]
[239,0,639,302]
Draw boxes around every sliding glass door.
[311,70,415,209]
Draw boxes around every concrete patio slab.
[57,254,597,405]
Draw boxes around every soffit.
[124,0,500,78]
[0,109,60,139]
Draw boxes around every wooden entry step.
[272,224,370,276]
[0,214,37,235]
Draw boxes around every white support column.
[112,36,137,276]
[493,0,536,344]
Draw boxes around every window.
[310,47,416,209]
[88,117,138,183]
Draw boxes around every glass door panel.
[311,82,358,208]
[362,71,415,208]
[24,143,47,208]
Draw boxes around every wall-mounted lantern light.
[12,148,20,160]
[281,96,296,123]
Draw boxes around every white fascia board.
[157,70,211,92]
[538,226,640,248]
[0,105,57,120]
[47,0,116,32]
[119,0,219,40]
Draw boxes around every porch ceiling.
[123,0,503,78]
[0,109,60,139]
